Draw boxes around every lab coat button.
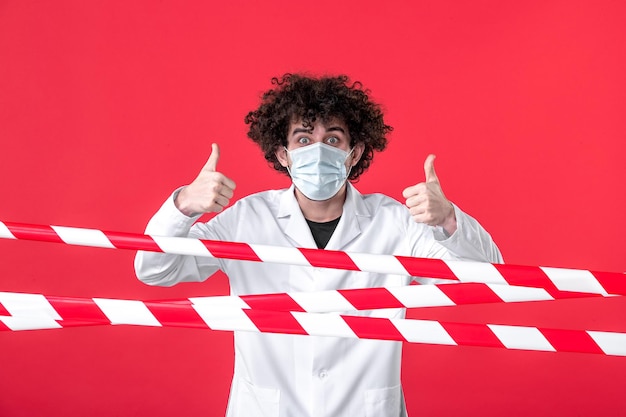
[319,370,328,379]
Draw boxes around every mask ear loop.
[283,147,293,176]
[344,147,355,179]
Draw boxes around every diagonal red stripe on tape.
[546,289,603,300]
[202,240,262,262]
[493,264,560,292]
[146,301,210,329]
[539,328,604,354]
[0,320,10,331]
[56,320,107,329]
[47,297,110,323]
[395,257,457,280]
[243,310,308,335]
[590,270,626,296]
[342,315,407,342]
[0,302,9,316]
[298,248,360,271]
[338,288,405,310]
[440,322,505,348]
[5,222,64,243]
[241,293,305,312]
[438,283,503,305]
[104,232,162,252]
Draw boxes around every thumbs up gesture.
[175,143,237,216]
[402,154,457,234]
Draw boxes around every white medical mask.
[285,142,354,201]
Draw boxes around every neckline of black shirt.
[305,216,341,249]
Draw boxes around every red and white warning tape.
[2,220,624,355]
[0,282,605,320]
[1,291,624,356]
[189,282,604,312]
[1,221,624,296]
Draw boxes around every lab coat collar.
[277,183,373,250]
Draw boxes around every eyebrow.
[290,126,346,136]
[326,126,346,134]
[291,127,313,136]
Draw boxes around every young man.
[135,73,502,417]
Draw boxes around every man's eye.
[297,137,310,144]
[326,136,339,144]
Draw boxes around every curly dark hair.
[244,73,392,181]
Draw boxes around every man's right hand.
[175,143,237,216]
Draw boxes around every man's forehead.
[289,117,348,132]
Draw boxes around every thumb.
[424,154,439,183]
[203,143,220,172]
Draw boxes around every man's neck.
[294,185,347,222]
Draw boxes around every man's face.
[276,118,364,169]
[285,118,351,152]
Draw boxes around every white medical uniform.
[135,183,502,417]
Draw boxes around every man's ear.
[350,143,365,167]
[275,146,290,167]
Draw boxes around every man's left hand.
[402,154,457,235]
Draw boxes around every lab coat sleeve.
[432,203,503,263]
[134,190,222,287]
[411,204,502,285]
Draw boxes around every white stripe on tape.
[290,290,356,313]
[0,316,62,331]
[51,226,115,248]
[0,222,16,239]
[192,305,258,331]
[541,267,609,295]
[249,244,311,266]
[387,285,455,308]
[487,284,554,303]
[190,295,250,310]
[392,319,457,345]
[587,331,626,356]
[488,324,556,352]
[93,299,161,326]
[151,236,212,257]
[445,260,508,284]
[0,292,61,319]
[349,253,410,275]
[293,312,358,338]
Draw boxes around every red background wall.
[1,1,625,416]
